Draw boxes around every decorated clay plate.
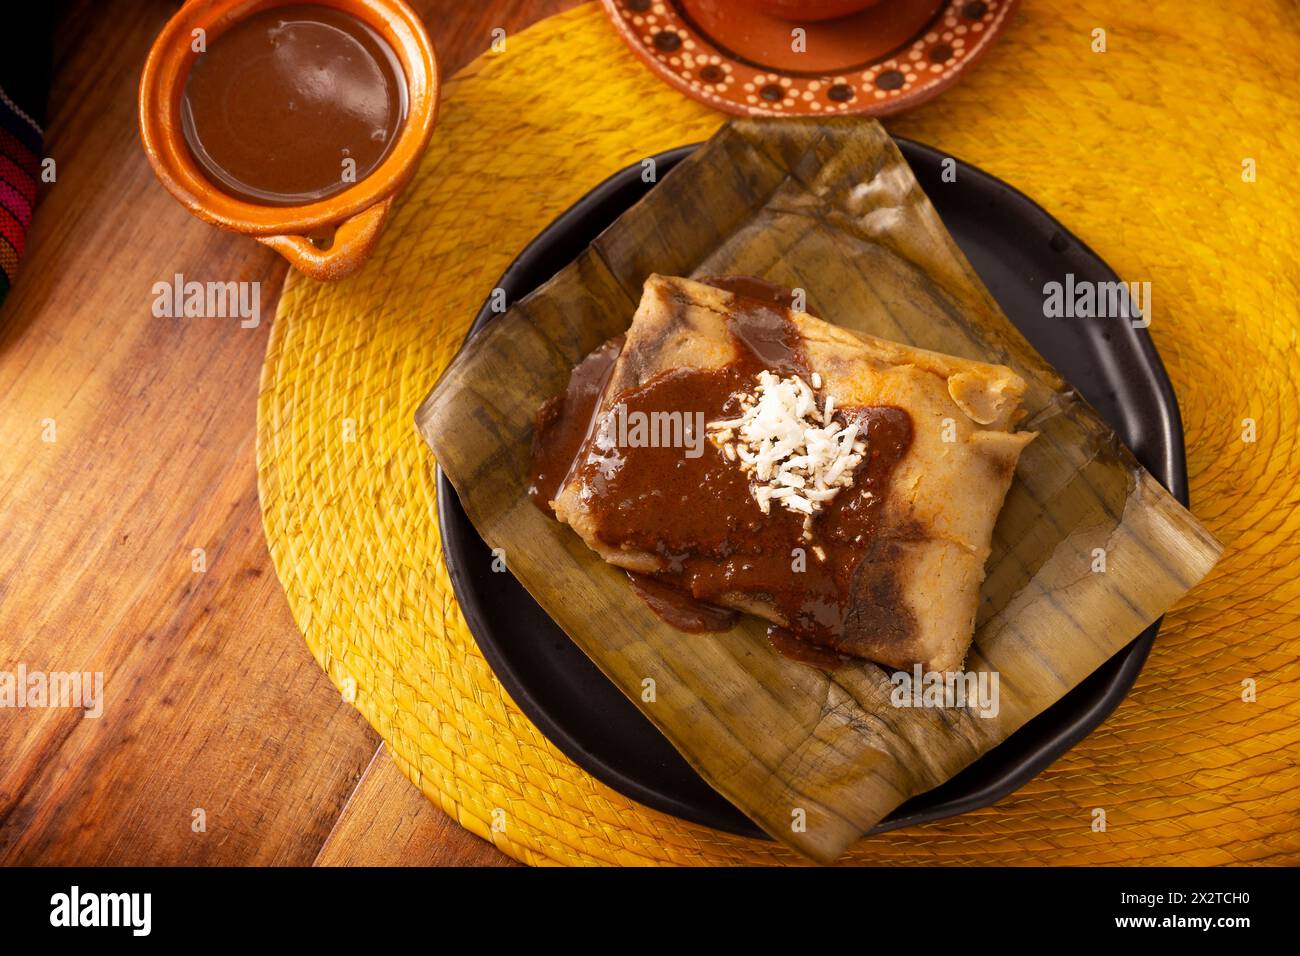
[599,0,1018,117]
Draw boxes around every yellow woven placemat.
[257,1,1300,865]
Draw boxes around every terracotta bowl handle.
[256,199,394,282]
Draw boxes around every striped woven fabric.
[0,87,42,300]
[0,7,51,304]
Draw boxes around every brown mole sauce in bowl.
[529,278,913,666]
[181,4,407,206]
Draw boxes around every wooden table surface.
[0,0,583,866]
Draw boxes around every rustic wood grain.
[315,746,519,866]
[0,0,576,866]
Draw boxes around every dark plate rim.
[434,138,1188,838]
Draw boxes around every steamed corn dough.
[551,275,1035,671]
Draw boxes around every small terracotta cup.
[139,0,439,280]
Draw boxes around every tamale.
[544,274,1035,671]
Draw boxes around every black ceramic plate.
[436,141,1187,838]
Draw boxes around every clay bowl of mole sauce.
[139,0,439,281]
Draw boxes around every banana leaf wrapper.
[416,117,1222,864]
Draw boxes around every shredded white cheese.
[707,371,867,539]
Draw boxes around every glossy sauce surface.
[181,4,407,206]
[529,335,624,516]
[625,571,740,633]
[531,278,914,664]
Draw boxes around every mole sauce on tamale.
[529,278,914,662]
[529,336,624,516]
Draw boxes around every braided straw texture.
[258,2,1300,865]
